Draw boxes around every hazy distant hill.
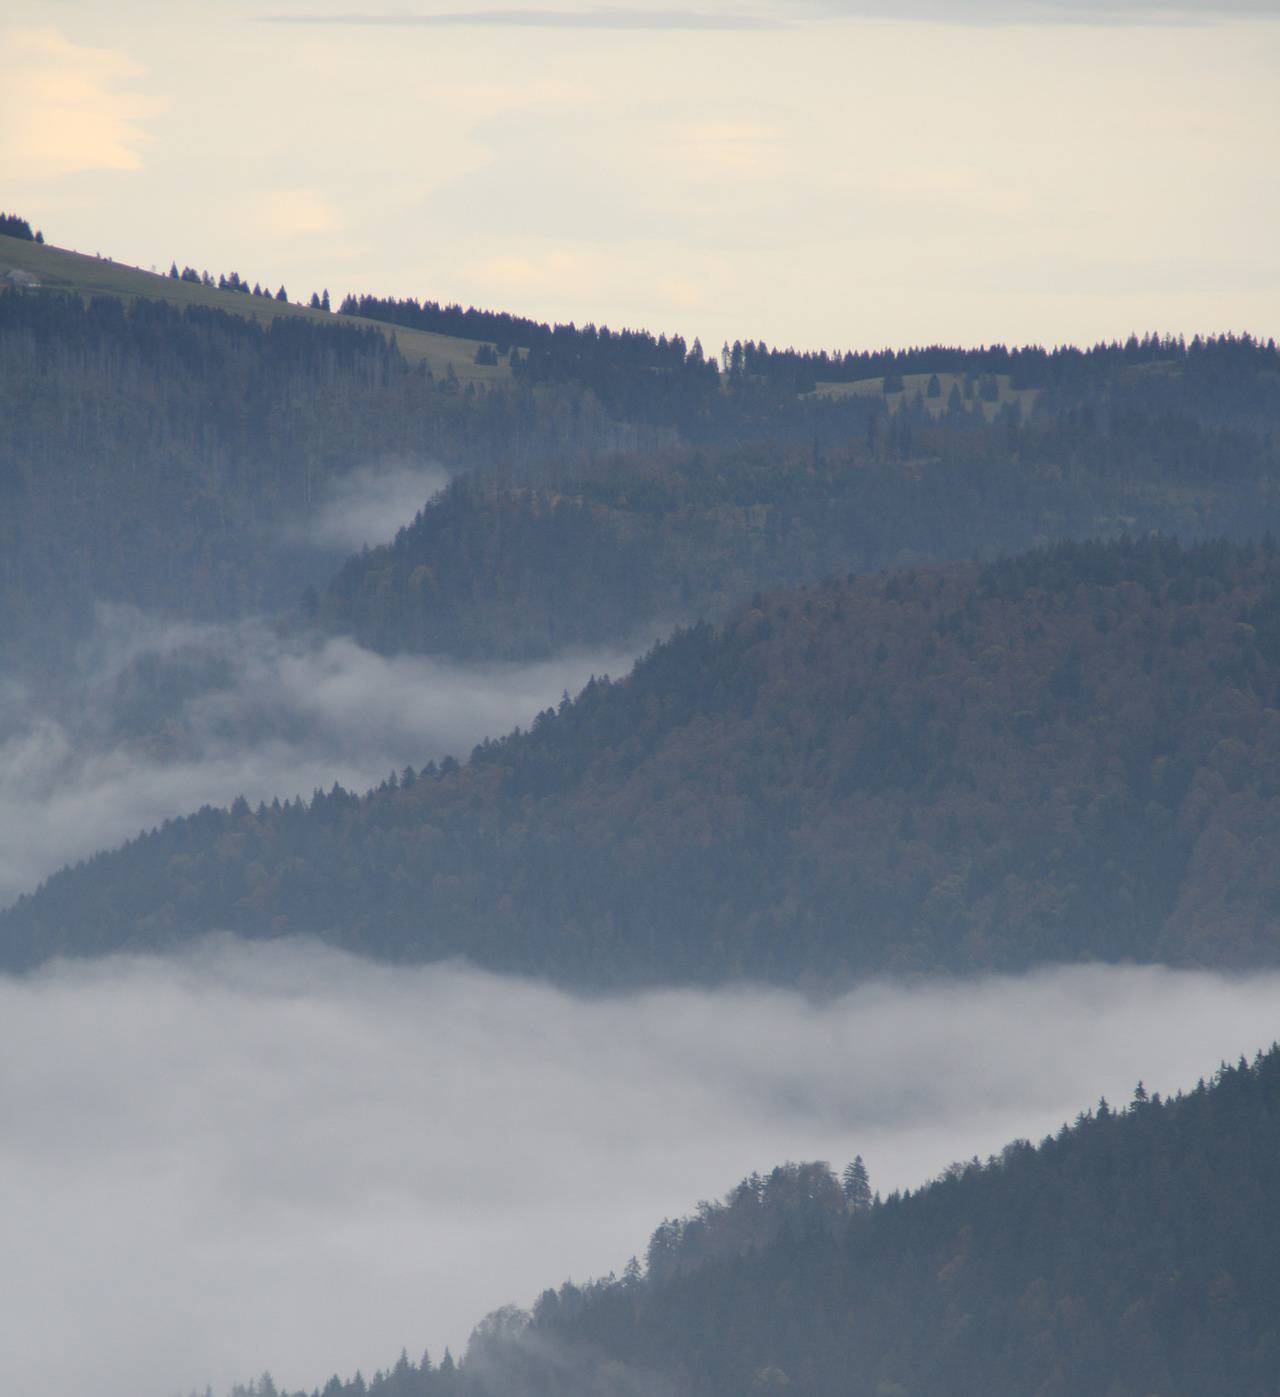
[0,228,810,665]
[0,281,466,665]
[320,346,1280,661]
[7,536,1280,980]
[8,225,1280,675]
[0,246,625,668]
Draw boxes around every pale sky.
[3,0,1278,353]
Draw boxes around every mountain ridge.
[6,535,1280,982]
[0,229,506,383]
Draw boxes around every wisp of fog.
[0,606,640,907]
[292,461,451,553]
[4,943,1279,1397]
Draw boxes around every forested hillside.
[0,235,855,667]
[477,1044,1280,1397]
[0,228,507,381]
[339,291,720,424]
[0,283,421,662]
[8,537,1280,980]
[0,280,603,667]
[320,335,1280,659]
[8,224,1280,674]
[219,1044,1280,1397]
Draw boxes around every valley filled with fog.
[3,453,1279,1397]
[0,603,640,909]
[3,945,1278,1397]
[5,22,1280,1384]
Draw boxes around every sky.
[3,0,1278,352]
[4,944,1279,1397]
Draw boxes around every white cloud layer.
[3,945,1278,1397]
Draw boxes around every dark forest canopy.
[341,290,719,423]
[0,212,42,242]
[0,289,444,664]
[732,327,1280,394]
[477,1044,1280,1397]
[341,283,1279,404]
[320,354,1280,661]
[314,313,1280,662]
[8,536,1280,981]
[0,286,652,667]
[218,1044,1280,1397]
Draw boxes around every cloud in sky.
[816,0,1280,21]
[4,945,1279,1397]
[262,0,1280,25]
[0,27,164,181]
[265,7,785,28]
[254,185,346,240]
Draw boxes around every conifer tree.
[842,1155,872,1212]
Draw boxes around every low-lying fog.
[0,606,640,906]
[5,944,1279,1397]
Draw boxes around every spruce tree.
[842,1155,872,1212]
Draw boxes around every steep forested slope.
[219,1045,1280,1397]
[7,537,1280,980]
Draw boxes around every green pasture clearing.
[0,233,508,385]
[812,371,1038,420]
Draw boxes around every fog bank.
[0,606,638,906]
[5,945,1279,1397]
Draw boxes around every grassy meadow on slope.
[0,231,507,383]
[811,368,1040,420]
